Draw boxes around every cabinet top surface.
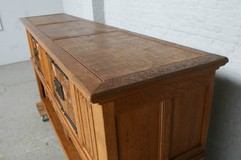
[20,13,228,102]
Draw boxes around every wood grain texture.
[92,103,108,160]
[20,13,228,103]
[32,59,91,160]
[56,31,201,80]
[114,95,161,160]
[170,87,206,158]
[41,98,82,160]
[22,13,229,160]
[101,102,119,160]
[32,62,81,159]
[38,21,117,40]
[27,13,79,26]
[111,71,213,160]
[159,99,174,160]
[21,17,103,101]
[31,45,219,160]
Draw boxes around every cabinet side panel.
[113,70,214,160]
[114,94,162,160]
[170,87,207,158]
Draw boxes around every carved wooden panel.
[50,60,76,129]
[28,34,45,76]
[72,85,98,160]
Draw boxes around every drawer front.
[48,55,77,133]
[30,36,44,76]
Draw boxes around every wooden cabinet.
[21,13,228,160]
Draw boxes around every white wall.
[63,0,93,20]
[0,0,64,65]
[63,0,241,159]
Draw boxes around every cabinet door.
[27,33,45,77]
[47,55,77,133]
[70,85,99,160]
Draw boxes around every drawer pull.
[64,112,77,133]
[54,93,77,133]
[54,78,65,100]
[54,93,64,111]
[32,37,39,61]
[46,52,53,63]
[46,52,68,79]
[34,48,39,61]
[54,64,68,79]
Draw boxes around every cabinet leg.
[36,102,49,122]
[41,115,49,122]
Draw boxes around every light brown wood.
[27,13,79,26]
[37,20,117,40]
[92,103,108,160]
[20,13,228,103]
[36,102,47,117]
[56,31,201,80]
[41,98,81,160]
[170,87,206,158]
[102,102,119,160]
[20,13,228,160]
[22,17,103,101]
[159,99,173,160]
[32,58,91,160]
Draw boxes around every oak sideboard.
[20,13,228,160]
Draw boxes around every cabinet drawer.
[48,56,77,133]
[31,37,44,76]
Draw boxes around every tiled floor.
[0,61,65,160]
